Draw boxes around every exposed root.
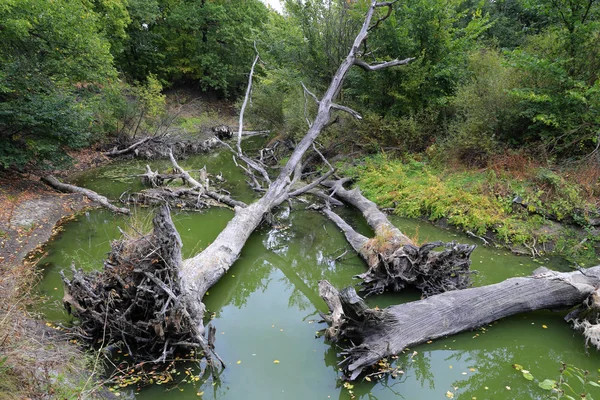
[62,205,223,374]
[359,240,476,297]
[566,287,600,351]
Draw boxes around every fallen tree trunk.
[322,179,476,297]
[63,0,414,375]
[42,175,130,215]
[178,0,414,341]
[319,265,600,380]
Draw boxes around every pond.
[36,144,600,399]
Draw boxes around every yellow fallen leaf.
[446,391,454,398]
[273,360,280,364]
[542,325,548,329]
[236,360,241,364]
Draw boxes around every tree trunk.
[63,0,415,373]
[319,266,600,380]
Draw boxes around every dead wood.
[104,136,221,160]
[319,266,600,380]
[42,175,131,215]
[62,205,223,370]
[63,0,414,377]
[104,137,153,157]
[322,179,475,297]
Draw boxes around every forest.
[1,0,600,399]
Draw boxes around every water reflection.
[36,148,600,400]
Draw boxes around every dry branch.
[42,175,130,215]
[319,266,600,380]
[104,137,153,157]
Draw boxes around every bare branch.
[354,57,415,71]
[301,82,320,104]
[104,137,153,157]
[331,103,362,120]
[237,47,260,154]
[369,1,396,32]
[168,148,204,191]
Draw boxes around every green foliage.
[438,49,521,165]
[117,0,270,96]
[0,0,124,169]
[513,362,600,399]
[346,154,600,262]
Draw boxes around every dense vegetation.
[2,0,598,169]
[1,0,599,258]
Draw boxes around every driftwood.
[319,265,600,380]
[104,136,221,160]
[42,175,130,215]
[322,179,476,297]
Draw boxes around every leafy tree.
[0,0,123,169]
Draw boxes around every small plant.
[513,362,600,399]
[0,355,10,375]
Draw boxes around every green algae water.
[37,148,600,400]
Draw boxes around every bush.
[437,49,521,167]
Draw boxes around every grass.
[344,153,600,264]
[0,260,109,399]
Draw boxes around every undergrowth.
[0,260,109,399]
[345,153,600,264]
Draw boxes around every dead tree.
[319,266,600,381]
[64,0,415,373]
[321,179,476,296]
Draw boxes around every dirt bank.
[0,149,120,400]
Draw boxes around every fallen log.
[63,0,414,376]
[42,175,130,215]
[322,179,475,297]
[319,265,600,380]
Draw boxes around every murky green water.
[37,146,600,399]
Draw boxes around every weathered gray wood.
[319,266,600,380]
[322,179,475,296]
[104,137,153,156]
[178,0,414,335]
[42,175,130,215]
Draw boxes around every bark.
[178,0,415,337]
[42,175,130,215]
[319,265,600,380]
[322,179,476,297]
[64,0,414,374]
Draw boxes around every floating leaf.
[273,360,280,364]
[445,391,454,398]
[236,360,241,364]
[542,325,548,329]
[538,379,556,390]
